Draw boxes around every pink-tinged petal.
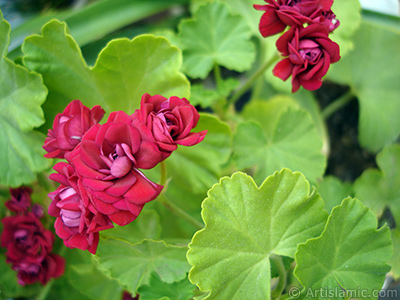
[73,157,105,179]
[124,170,163,205]
[276,9,311,26]
[259,8,287,37]
[273,58,294,81]
[113,199,128,210]
[110,156,132,178]
[91,190,120,204]
[176,130,207,146]
[90,106,105,124]
[157,141,177,152]
[54,218,73,239]
[82,178,113,192]
[319,0,333,10]
[134,141,163,169]
[104,123,131,146]
[66,233,89,250]
[109,211,136,226]
[276,26,296,55]
[87,234,99,254]
[253,4,269,11]
[300,78,323,90]
[107,111,131,124]
[80,140,105,170]
[317,38,340,62]
[90,196,119,215]
[105,172,137,197]
[125,201,144,217]
[291,77,301,93]
[173,107,196,138]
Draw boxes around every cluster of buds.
[254,0,341,92]
[1,187,65,285]
[43,94,206,254]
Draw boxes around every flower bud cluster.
[1,188,65,285]
[44,95,206,254]
[254,0,341,92]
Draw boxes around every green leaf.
[188,169,328,300]
[22,20,189,129]
[190,0,260,36]
[138,272,195,300]
[353,144,400,225]
[328,21,400,151]
[190,78,239,108]
[92,35,189,113]
[318,176,353,213]
[390,229,400,279]
[66,249,122,300]
[0,123,51,187]
[330,0,362,56]
[179,2,255,79]
[234,105,326,184]
[95,239,190,294]
[166,113,232,194]
[0,11,50,187]
[294,198,392,300]
[101,209,162,244]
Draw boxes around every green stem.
[271,254,286,299]
[160,161,167,187]
[214,63,223,87]
[227,54,280,107]
[321,91,355,120]
[37,280,54,300]
[158,195,204,230]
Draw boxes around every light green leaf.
[92,35,189,113]
[179,2,255,78]
[22,19,103,129]
[166,113,232,194]
[234,105,326,184]
[318,176,353,213]
[22,20,189,128]
[138,273,195,300]
[294,198,392,300]
[66,249,122,300]
[0,122,51,187]
[188,169,328,300]
[330,0,362,56]
[0,11,50,187]
[328,21,400,151]
[390,229,400,279]
[191,0,260,36]
[353,144,400,225]
[101,209,162,244]
[190,78,239,108]
[95,239,190,294]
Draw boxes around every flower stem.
[160,161,167,187]
[321,91,355,120]
[271,254,286,299]
[158,195,204,230]
[214,63,223,87]
[227,54,280,107]
[37,280,54,300]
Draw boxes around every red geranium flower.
[273,24,340,92]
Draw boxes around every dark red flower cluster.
[44,96,206,254]
[1,188,65,285]
[254,0,340,92]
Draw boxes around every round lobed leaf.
[188,169,328,300]
[179,1,255,79]
[294,197,392,300]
